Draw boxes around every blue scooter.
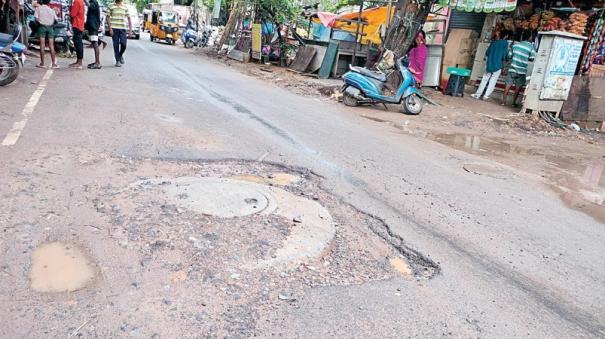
[0,25,27,87]
[342,56,423,115]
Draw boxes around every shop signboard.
[251,23,262,60]
[540,37,584,100]
[443,0,516,12]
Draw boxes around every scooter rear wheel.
[402,94,422,115]
[343,92,359,107]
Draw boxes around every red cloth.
[70,0,85,31]
[317,12,337,28]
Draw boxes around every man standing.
[502,31,536,107]
[85,0,103,69]
[106,0,132,67]
[471,30,509,100]
[69,0,85,69]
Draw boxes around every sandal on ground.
[36,64,47,69]
[51,64,60,69]
[87,63,102,69]
[69,64,83,69]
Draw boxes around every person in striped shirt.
[501,31,536,107]
[106,0,132,67]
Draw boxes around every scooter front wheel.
[185,40,194,49]
[402,94,422,115]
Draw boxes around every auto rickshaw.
[149,9,180,44]
[142,9,152,32]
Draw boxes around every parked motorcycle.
[341,56,423,115]
[0,25,27,87]
[181,27,197,49]
[181,26,209,49]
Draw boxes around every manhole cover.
[159,177,277,218]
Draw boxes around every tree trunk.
[384,0,437,59]
[216,0,240,52]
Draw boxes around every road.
[1,36,604,338]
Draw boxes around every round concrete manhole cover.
[160,177,278,218]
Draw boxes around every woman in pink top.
[408,30,428,85]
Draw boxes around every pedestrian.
[34,0,59,69]
[85,0,104,69]
[69,0,85,69]
[408,30,428,86]
[471,29,510,101]
[106,0,132,67]
[502,30,536,107]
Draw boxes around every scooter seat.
[350,66,387,82]
[0,33,12,45]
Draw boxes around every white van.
[126,4,141,39]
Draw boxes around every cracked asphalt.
[1,35,604,338]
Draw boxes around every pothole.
[134,176,334,269]
[29,242,96,293]
[87,159,439,336]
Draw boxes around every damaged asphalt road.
[1,37,604,338]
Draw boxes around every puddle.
[423,132,605,224]
[30,242,96,293]
[429,133,520,156]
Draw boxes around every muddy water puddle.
[30,242,96,293]
[417,131,605,223]
[361,111,605,222]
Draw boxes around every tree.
[215,0,300,51]
[384,0,438,58]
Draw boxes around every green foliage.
[320,0,348,12]
[134,0,149,12]
[255,0,301,24]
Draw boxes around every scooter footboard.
[343,71,384,97]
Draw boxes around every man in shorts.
[34,0,59,69]
[85,0,103,69]
[502,30,536,107]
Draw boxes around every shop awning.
[438,0,518,13]
[313,7,394,45]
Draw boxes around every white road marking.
[2,69,53,146]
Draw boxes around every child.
[35,0,59,69]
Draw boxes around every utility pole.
[194,0,198,31]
